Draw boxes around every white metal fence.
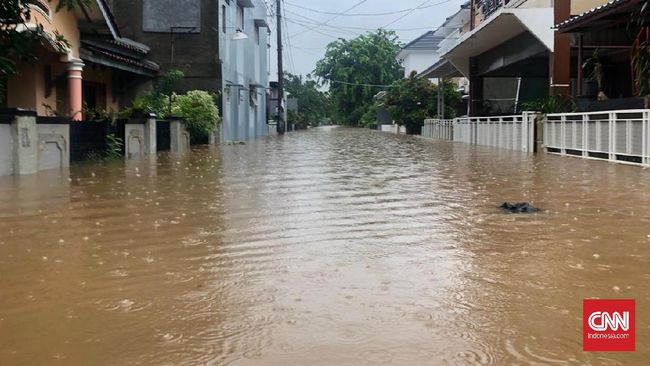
[422,119,454,140]
[423,112,535,153]
[544,110,650,166]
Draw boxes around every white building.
[219,0,271,142]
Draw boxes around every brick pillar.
[550,0,571,97]
[67,59,84,121]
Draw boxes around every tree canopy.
[284,73,331,129]
[314,29,402,126]
[383,72,462,135]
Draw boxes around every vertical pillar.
[144,113,157,155]
[550,0,571,97]
[67,59,84,121]
[469,57,483,116]
[170,118,189,153]
[11,109,38,175]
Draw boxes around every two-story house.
[110,0,271,142]
[3,0,158,120]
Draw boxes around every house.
[413,2,472,84]
[556,0,648,111]
[430,0,556,116]
[397,31,446,78]
[111,0,271,142]
[3,0,159,120]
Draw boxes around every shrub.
[172,90,221,140]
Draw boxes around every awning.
[442,7,554,77]
[418,59,462,79]
[556,0,641,33]
[254,19,269,28]
[237,0,255,8]
[80,39,159,77]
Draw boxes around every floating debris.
[500,202,539,213]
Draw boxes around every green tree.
[172,90,220,141]
[284,73,330,129]
[383,72,461,135]
[314,29,402,126]
[1,0,88,105]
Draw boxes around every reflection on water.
[0,127,648,365]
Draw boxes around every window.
[255,26,260,44]
[236,5,244,30]
[222,5,227,33]
[29,0,52,20]
[250,88,258,107]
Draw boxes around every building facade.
[3,0,158,119]
[219,0,271,141]
[111,0,271,142]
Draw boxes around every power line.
[285,0,455,17]
[384,0,454,28]
[325,79,396,88]
[291,0,368,40]
[282,0,297,73]
[284,11,439,32]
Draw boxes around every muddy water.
[0,127,649,365]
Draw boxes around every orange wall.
[7,1,119,116]
[28,0,80,58]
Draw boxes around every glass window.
[222,5,227,33]
[236,5,244,30]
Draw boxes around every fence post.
[582,113,588,157]
[644,111,650,166]
[169,117,190,153]
[560,115,567,155]
[521,112,529,153]
[609,111,616,161]
[11,109,38,175]
[144,113,157,155]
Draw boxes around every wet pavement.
[0,126,648,365]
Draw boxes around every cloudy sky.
[266,0,468,79]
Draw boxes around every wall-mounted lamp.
[232,29,248,41]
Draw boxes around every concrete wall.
[220,0,270,142]
[125,123,147,158]
[0,124,13,176]
[37,123,70,171]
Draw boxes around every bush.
[172,90,221,140]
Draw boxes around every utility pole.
[276,0,285,135]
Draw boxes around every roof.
[81,39,159,76]
[401,31,445,51]
[556,0,642,33]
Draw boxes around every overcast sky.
[266,0,468,80]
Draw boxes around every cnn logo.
[583,299,635,352]
[588,311,630,331]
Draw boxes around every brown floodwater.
[0,127,649,365]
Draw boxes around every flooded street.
[0,127,649,365]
